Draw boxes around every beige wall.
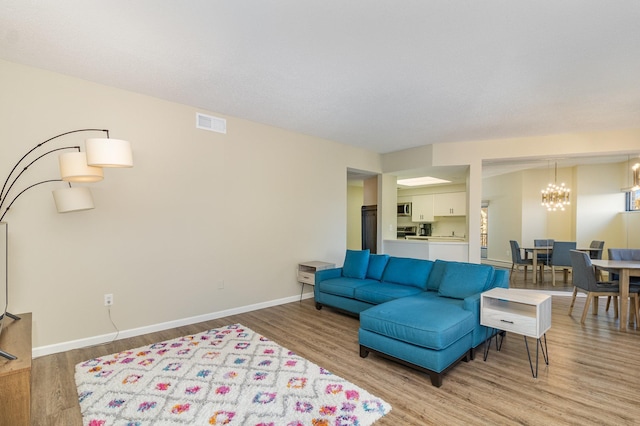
[482,171,524,261]
[574,162,630,254]
[0,60,381,351]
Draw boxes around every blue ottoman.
[359,293,475,387]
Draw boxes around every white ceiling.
[2,1,640,157]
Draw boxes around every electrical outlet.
[104,293,113,306]
[217,280,225,290]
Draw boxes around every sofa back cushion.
[426,260,449,291]
[342,249,370,279]
[381,257,433,290]
[366,254,390,280]
[438,263,495,299]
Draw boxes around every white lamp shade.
[85,138,133,167]
[59,152,104,182]
[52,187,95,213]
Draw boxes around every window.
[626,189,640,211]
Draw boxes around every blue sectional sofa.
[314,250,509,386]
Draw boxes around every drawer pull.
[500,319,514,324]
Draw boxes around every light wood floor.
[31,274,640,425]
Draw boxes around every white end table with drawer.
[297,261,335,302]
[481,288,552,378]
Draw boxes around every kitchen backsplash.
[397,215,467,237]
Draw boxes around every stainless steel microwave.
[397,202,411,216]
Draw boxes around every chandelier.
[541,162,570,211]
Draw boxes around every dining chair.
[533,239,554,265]
[569,250,640,325]
[589,240,605,260]
[589,240,605,281]
[606,249,640,284]
[509,240,544,283]
[548,241,577,286]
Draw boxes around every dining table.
[523,244,600,284]
[522,246,552,284]
[591,259,640,331]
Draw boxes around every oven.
[397,226,417,239]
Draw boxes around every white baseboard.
[32,292,313,358]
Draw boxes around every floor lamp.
[0,129,133,360]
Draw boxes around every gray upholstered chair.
[589,240,605,281]
[569,250,640,324]
[509,240,535,282]
[589,240,605,260]
[533,239,554,262]
[607,248,640,284]
[548,241,577,286]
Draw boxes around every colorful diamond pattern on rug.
[75,324,391,425]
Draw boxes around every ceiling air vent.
[196,112,226,134]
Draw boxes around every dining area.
[509,239,640,330]
[509,239,604,286]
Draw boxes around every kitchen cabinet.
[434,192,466,216]
[411,194,434,222]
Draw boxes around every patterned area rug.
[75,324,391,425]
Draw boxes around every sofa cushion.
[366,254,390,280]
[438,262,494,299]
[342,249,370,279]
[354,282,423,305]
[426,260,449,291]
[360,294,474,350]
[381,257,433,290]
[317,277,379,298]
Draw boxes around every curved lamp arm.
[0,128,114,221]
[0,128,107,203]
[0,180,63,222]
[0,146,81,213]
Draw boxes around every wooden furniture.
[523,243,597,279]
[0,313,32,426]
[481,288,551,377]
[592,260,640,331]
[297,261,335,301]
[522,245,552,283]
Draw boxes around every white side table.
[297,261,335,302]
[481,288,552,377]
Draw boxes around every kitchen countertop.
[404,236,467,242]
